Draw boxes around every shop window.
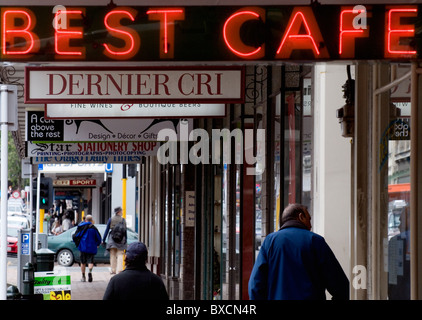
[387,65,411,299]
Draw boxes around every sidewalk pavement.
[7,261,113,300]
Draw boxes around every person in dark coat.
[248,203,349,300]
[103,241,169,300]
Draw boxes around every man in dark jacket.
[103,241,169,300]
[248,203,349,300]
[73,215,102,283]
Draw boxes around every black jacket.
[103,265,169,300]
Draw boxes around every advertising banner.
[34,270,71,300]
[28,141,159,164]
[26,111,191,143]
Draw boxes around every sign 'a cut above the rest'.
[25,66,245,104]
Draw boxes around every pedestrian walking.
[103,206,127,274]
[388,206,410,300]
[248,203,349,300]
[73,215,102,283]
[103,241,169,300]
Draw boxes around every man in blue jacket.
[248,203,349,300]
[74,215,102,282]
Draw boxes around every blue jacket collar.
[280,219,308,231]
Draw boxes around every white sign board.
[39,163,107,173]
[45,103,225,119]
[25,66,245,104]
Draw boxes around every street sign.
[20,233,30,256]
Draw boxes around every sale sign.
[34,270,71,300]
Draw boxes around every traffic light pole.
[0,86,9,300]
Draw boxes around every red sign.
[0,5,420,62]
[53,179,96,187]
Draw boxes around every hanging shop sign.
[45,103,226,119]
[31,155,145,164]
[26,110,192,142]
[25,66,244,104]
[27,141,159,164]
[1,5,421,62]
[39,163,107,173]
[53,179,96,187]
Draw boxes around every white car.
[7,215,30,229]
[7,202,24,216]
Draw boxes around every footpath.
[7,258,112,300]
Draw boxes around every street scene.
[0,0,421,307]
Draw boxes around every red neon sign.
[146,9,185,58]
[339,7,370,58]
[0,5,421,61]
[103,8,140,60]
[223,8,265,59]
[1,8,39,57]
[385,6,417,58]
[54,9,85,58]
[276,7,329,59]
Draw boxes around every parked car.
[48,223,138,267]
[4,215,29,255]
[7,202,24,216]
[7,215,30,229]
[7,226,19,254]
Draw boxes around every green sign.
[34,271,72,300]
